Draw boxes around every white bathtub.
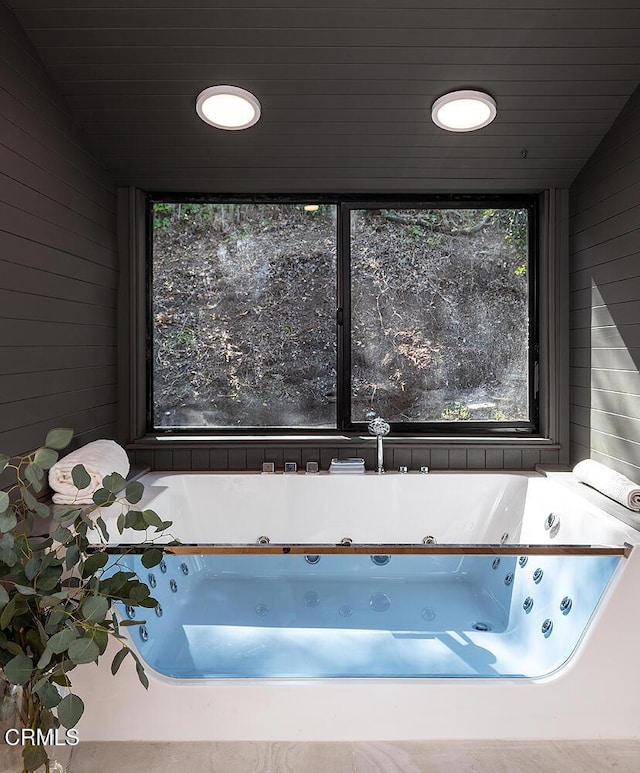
[74,470,640,741]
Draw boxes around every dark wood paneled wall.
[0,3,118,457]
[569,86,640,482]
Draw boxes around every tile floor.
[2,740,640,773]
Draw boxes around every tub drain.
[371,555,391,566]
[472,621,493,632]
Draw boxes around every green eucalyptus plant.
[0,429,171,773]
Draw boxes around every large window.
[149,197,536,434]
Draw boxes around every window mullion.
[336,203,352,431]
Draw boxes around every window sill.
[128,434,560,450]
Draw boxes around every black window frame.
[147,193,539,438]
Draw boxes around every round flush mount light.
[431,89,497,132]
[195,85,261,130]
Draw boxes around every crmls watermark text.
[4,728,79,746]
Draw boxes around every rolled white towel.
[573,459,640,512]
[48,439,130,504]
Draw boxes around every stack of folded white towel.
[48,439,130,504]
[573,459,640,512]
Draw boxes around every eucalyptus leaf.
[53,506,81,522]
[81,596,109,624]
[0,507,17,532]
[21,486,40,511]
[36,646,53,670]
[111,647,130,675]
[125,480,144,504]
[0,490,9,514]
[0,583,9,607]
[142,509,165,530]
[124,510,147,530]
[65,544,80,570]
[14,584,37,595]
[135,597,158,609]
[57,693,84,729]
[92,628,108,656]
[29,461,44,480]
[94,516,108,542]
[0,596,16,627]
[4,653,34,685]
[135,658,149,690]
[45,427,74,450]
[22,743,48,772]
[72,463,92,490]
[51,526,72,543]
[24,557,41,580]
[25,464,44,492]
[35,680,61,709]
[0,546,18,567]
[45,608,66,633]
[0,453,10,473]
[102,472,127,494]
[34,446,59,470]
[48,628,79,655]
[35,501,51,519]
[81,551,109,577]
[129,584,150,602]
[37,568,63,591]
[92,488,116,507]
[39,595,64,609]
[21,488,50,519]
[67,636,100,665]
[141,548,164,568]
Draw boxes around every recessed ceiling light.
[431,90,497,132]
[195,85,261,130]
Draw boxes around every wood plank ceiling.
[6,0,640,193]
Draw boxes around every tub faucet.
[367,414,390,474]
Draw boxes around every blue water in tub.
[109,552,620,679]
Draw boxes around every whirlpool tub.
[74,470,640,741]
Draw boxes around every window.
[149,196,536,434]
